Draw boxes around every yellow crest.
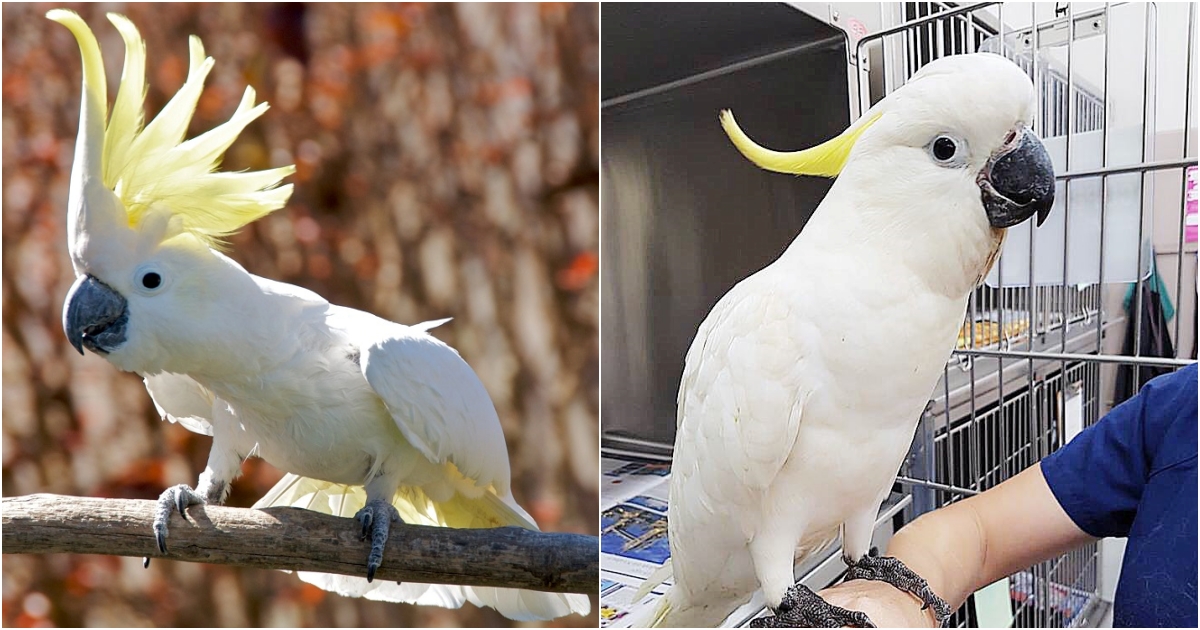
[719,110,881,178]
[47,10,295,248]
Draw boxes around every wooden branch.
[2,494,597,595]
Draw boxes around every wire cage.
[855,2,1197,627]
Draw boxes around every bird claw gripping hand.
[747,554,952,629]
[748,583,876,628]
[843,555,953,627]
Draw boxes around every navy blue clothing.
[1041,363,1197,628]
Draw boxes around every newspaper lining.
[600,455,768,628]
[600,457,673,627]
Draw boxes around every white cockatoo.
[50,10,589,621]
[635,53,1054,627]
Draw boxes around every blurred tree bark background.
[2,3,598,627]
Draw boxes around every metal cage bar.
[857,2,1197,627]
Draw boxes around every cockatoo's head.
[50,10,294,370]
[720,52,1054,231]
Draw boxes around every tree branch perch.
[2,494,597,595]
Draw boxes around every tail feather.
[629,589,673,628]
[468,585,590,622]
[632,561,673,608]
[629,583,750,628]
[253,474,590,620]
[295,571,469,607]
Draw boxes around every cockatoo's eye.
[927,134,966,167]
[133,265,168,295]
[933,137,956,160]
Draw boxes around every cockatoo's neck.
[788,168,1001,302]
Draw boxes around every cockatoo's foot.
[152,484,205,554]
[843,555,952,627]
[355,499,400,582]
[749,583,875,628]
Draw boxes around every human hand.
[816,579,942,628]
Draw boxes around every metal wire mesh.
[856,2,1197,627]
[909,360,1104,627]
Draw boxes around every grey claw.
[153,484,204,554]
[750,583,875,628]
[155,523,169,554]
[366,559,380,583]
[357,509,374,541]
[353,499,402,583]
[843,555,952,627]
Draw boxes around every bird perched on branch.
[49,9,589,621]
[634,53,1054,627]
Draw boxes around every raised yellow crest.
[47,9,295,247]
[720,110,881,178]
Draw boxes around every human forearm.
[893,465,1097,612]
[881,488,989,620]
[820,464,1096,626]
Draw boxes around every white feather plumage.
[51,11,590,622]
[641,53,1039,627]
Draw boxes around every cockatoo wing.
[144,371,215,436]
[655,280,812,625]
[358,318,512,494]
[320,314,590,619]
[676,283,808,495]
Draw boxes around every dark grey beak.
[63,274,128,355]
[977,127,1055,228]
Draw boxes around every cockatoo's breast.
[194,323,387,484]
[188,288,441,489]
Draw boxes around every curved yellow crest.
[47,9,295,248]
[719,110,881,178]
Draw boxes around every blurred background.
[2,2,598,627]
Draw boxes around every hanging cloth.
[1114,258,1178,404]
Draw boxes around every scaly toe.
[153,484,203,554]
[357,510,374,541]
[844,555,951,626]
[154,521,169,553]
[366,556,381,583]
[353,499,403,583]
[750,583,876,628]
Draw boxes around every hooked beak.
[63,274,128,355]
[977,126,1055,228]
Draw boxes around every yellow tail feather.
[252,474,591,621]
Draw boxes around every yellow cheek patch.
[719,110,881,178]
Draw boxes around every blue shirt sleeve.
[1040,363,1198,538]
